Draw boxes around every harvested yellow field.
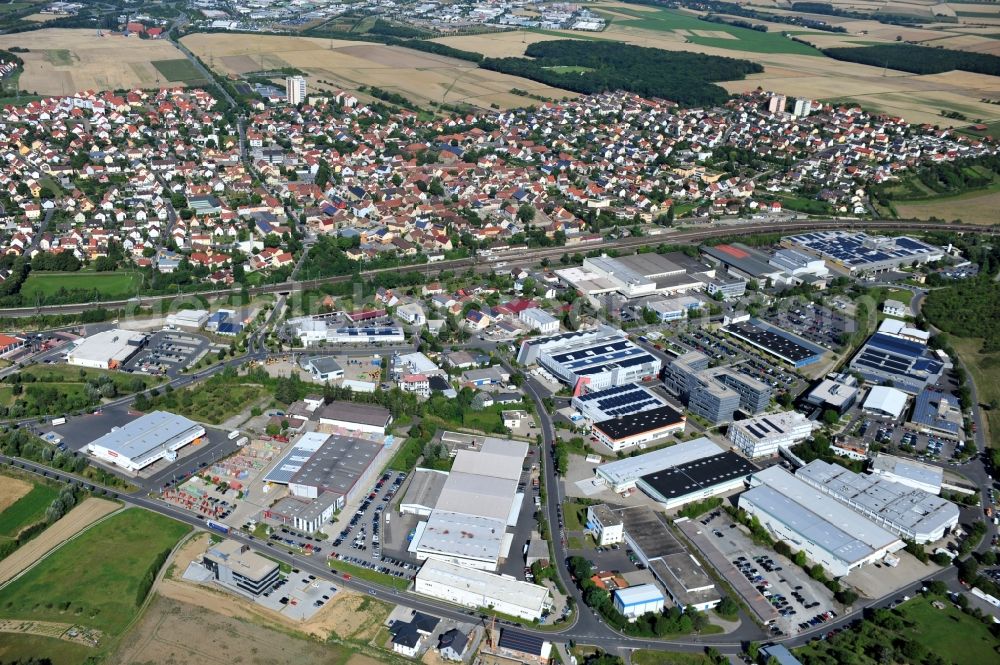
[23,13,68,23]
[429,31,569,58]
[895,189,1000,225]
[0,498,119,586]
[0,29,190,95]
[0,477,32,514]
[182,32,574,109]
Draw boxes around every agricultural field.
[151,58,207,83]
[181,32,575,109]
[20,271,140,302]
[894,185,1000,224]
[0,29,191,95]
[427,2,1000,126]
[0,479,57,544]
[0,498,120,585]
[0,509,189,663]
[951,336,1000,450]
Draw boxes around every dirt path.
[0,498,120,586]
[0,476,33,513]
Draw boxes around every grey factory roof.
[744,466,900,565]
[263,431,330,484]
[436,471,518,522]
[648,556,721,608]
[870,454,942,490]
[450,438,528,481]
[288,434,383,495]
[88,411,203,461]
[318,401,392,428]
[401,468,448,511]
[307,356,343,374]
[415,511,506,562]
[269,493,339,522]
[614,252,686,278]
[796,460,958,539]
[613,505,684,560]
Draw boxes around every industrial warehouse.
[407,437,528,571]
[516,326,661,392]
[591,404,687,453]
[784,231,943,274]
[723,320,825,368]
[86,411,206,472]
[849,324,945,395]
[594,437,755,509]
[571,383,670,425]
[67,328,148,370]
[795,460,959,543]
[739,466,904,577]
[414,558,551,621]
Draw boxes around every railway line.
[1,219,992,318]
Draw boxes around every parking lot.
[257,570,339,620]
[683,510,839,637]
[123,330,212,377]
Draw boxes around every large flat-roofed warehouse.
[409,438,528,571]
[67,328,148,369]
[516,326,661,392]
[723,320,825,368]
[414,558,551,621]
[318,401,392,435]
[592,404,686,453]
[740,466,904,577]
[594,437,754,509]
[86,410,206,473]
[700,243,787,284]
[554,253,703,303]
[286,434,388,508]
[784,231,943,274]
[796,460,959,543]
[610,505,721,611]
[399,468,448,516]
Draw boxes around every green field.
[0,481,57,542]
[18,363,164,392]
[43,49,74,66]
[150,58,206,82]
[796,595,1000,665]
[607,7,822,55]
[20,272,140,302]
[952,337,1000,449]
[562,500,588,531]
[633,651,709,665]
[0,509,189,634]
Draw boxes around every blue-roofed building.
[571,383,668,424]
[613,584,665,619]
[205,310,231,332]
[849,332,944,394]
[760,644,803,665]
[910,389,963,438]
[217,322,244,336]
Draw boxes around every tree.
[517,203,536,224]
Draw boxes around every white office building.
[414,558,551,621]
[727,411,814,459]
[286,75,306,104]
[586,504,624,546]
[740,466,904,577]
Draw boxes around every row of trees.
[824,44,1000,76]
[480,40,762,107]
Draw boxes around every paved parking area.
[124,330,212,377]
[679,511,839,636]
[257,570,339,620]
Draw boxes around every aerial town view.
[2,0,1000,664]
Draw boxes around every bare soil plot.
[108,595,341,665]
[0,29,191,95]
[182,32,574,109]
[0,498,120,586]
[0,477,32,514]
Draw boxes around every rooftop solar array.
[851,333,944,393]
[594,404,685,441]
[573,383,666,421]
[786,231,940,270]
[910,389,961,435]
[724,320,824,365]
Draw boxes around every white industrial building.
[613,584,665,620]
[862,386,909,420]
[516,326,661,392]
[67,328,148,369]
[796,460,958,543]
[740,466,904,577]
[165,309,210,329]
[87,411,205,472]
[408,437,528,571]
[870,454,942,495]
[518,307,559,334]
[727,411,814,459]
[414,558,551,621]
[554,253,703,305]
[288,316,405,346]
[571,383,669,425]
